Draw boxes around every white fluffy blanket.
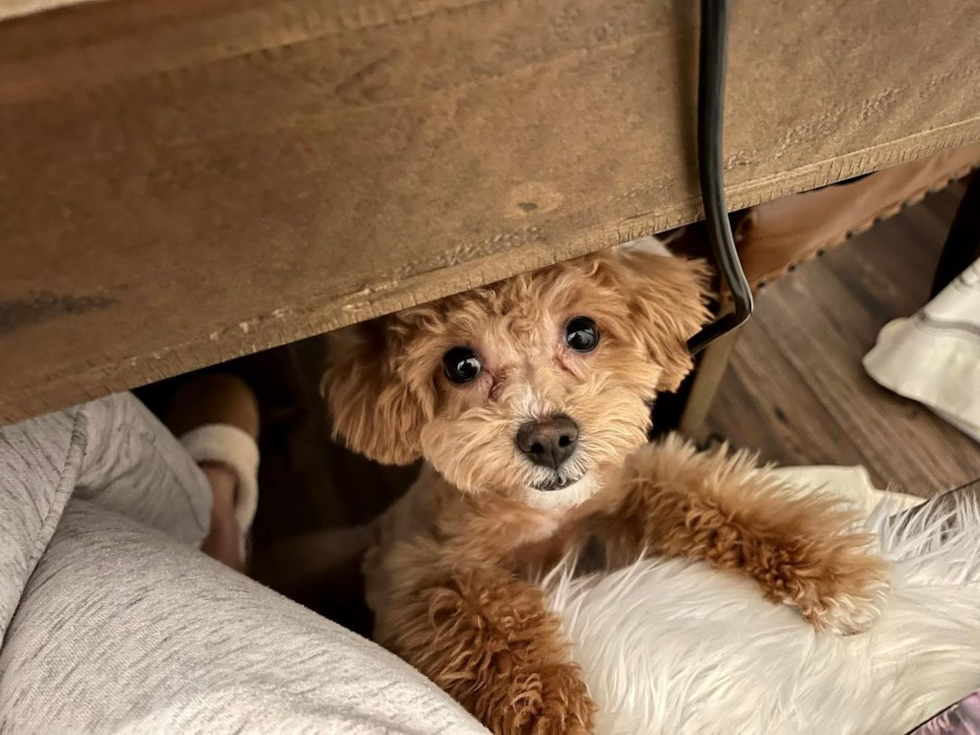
[545,489,980,734]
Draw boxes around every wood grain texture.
[3,0,980,424]
[706,185,980,497]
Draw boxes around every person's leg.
[165,373,265,571]
[0,499,484,734]
[198,462,245,570]
[74,375,260,572]
[0,384,484,733]
[70,391,215,543]
[163,373,265,572]
[0,403,82,645]
[0,392,211,646]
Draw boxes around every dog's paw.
[509,663,595,735]
[794,538,891,636]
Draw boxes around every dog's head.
[324,245,711,509]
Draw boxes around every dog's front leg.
[376,555,595,734]
[602,437,890,635]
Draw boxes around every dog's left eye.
[565,316,599,352]
[443,346,482,384]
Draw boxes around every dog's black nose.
[516,414,579,470]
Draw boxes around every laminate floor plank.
[706,185,980,497]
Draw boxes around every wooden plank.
[3,0,980,424]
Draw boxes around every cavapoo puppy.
[323,241,889,734]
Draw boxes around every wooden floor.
[705,184,980,497]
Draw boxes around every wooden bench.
[3,0,979,424]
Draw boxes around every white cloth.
[864,257,980,442]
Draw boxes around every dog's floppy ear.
[610,250,714,392]
[322,318,430,465]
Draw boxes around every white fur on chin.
[521,474,599,510]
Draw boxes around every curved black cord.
[686,0,754,355]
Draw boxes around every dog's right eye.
[443,347,482,384]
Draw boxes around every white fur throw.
[545,493,980,734]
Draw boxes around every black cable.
[686,0,754,355]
